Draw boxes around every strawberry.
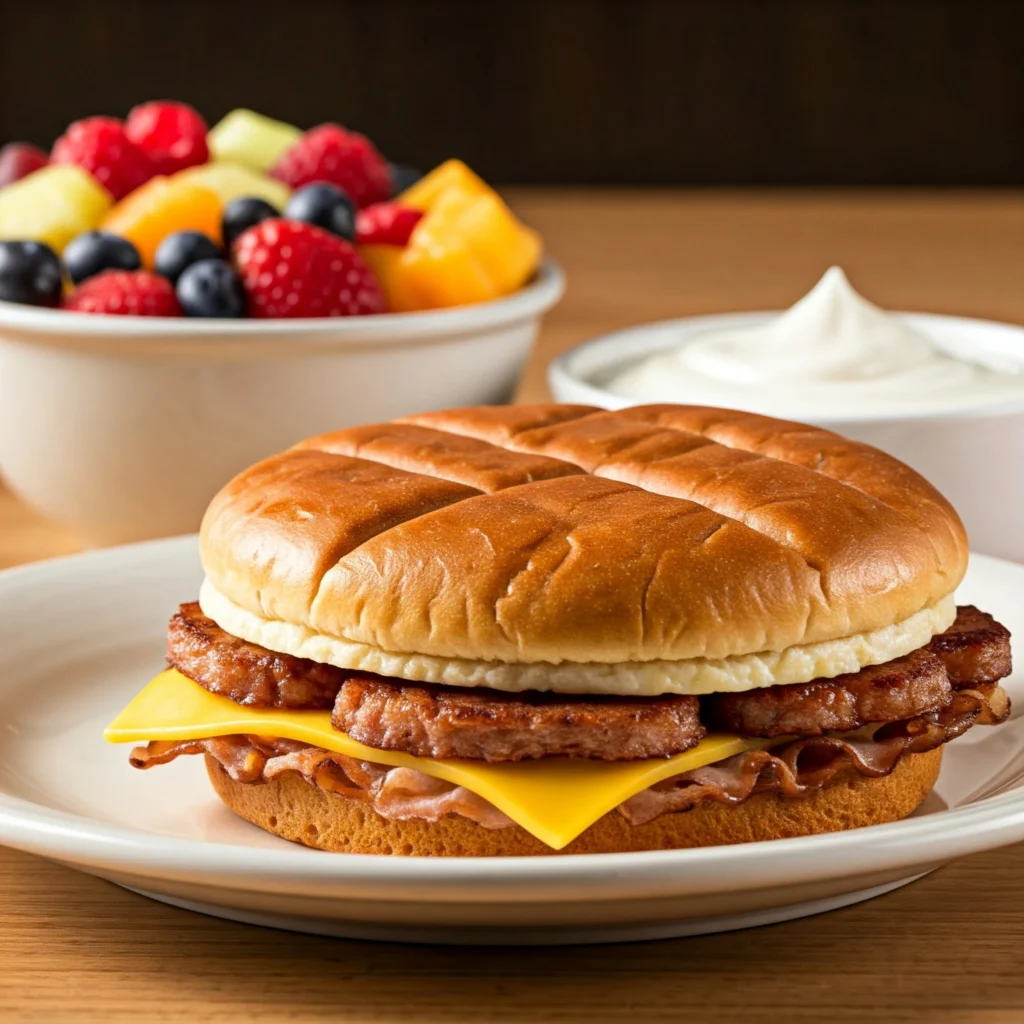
[271,124,391,208]
[234,219,385,317]
[63,269,181,316]
[356,202,423,247]
[125,101,209,176]
[51,117,154,200]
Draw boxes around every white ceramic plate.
[1,536,1022,945]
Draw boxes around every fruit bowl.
[0,258,563,545]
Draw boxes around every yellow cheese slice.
[105,669,774,850]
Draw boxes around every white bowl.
[549,311,1024,562]
[0,260,564,545]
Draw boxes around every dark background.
[1,0,1021,186]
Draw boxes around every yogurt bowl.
[0,258,563,545]
[550,305,1024,561]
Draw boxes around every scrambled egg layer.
[199,579,956,696]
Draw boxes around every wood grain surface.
[1,189,1023,1023]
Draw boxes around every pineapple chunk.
[208,109,302,173]
[172,162,291,210]
[0,165,112,252]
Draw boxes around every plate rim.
[2,535,1023,905]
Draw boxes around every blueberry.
[0,240,62,307]
[284,183,355,241]
[154,231,222,284]
[222,196,279,249]
[388,163,423,196]
[176,259,247,318]
[62,231,141,285]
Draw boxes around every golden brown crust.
[206,746,942,856]
[200,404,967,666]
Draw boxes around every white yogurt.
[607,267,1024,419]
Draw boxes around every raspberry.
[125,101,209,176]
[271,124,391,208]
[355,202,423,247]
[63,270,182,316]
[234,219,385,318]
[0,142,48,187]
[51,117,155,201]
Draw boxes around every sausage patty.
[925,605,1012,687]
[168,603,348,710]
[166,603,1011,760]
[168,603,705,759]
[701,647,950,738]
[332,675,705,762]
[702,606,1011,739]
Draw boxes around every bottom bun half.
[206,747,942,857]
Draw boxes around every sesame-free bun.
[206,746,943,856]
[200,404,967,669]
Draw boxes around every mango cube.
[360,245,428,313]
[102,176,222,267]
[397,188,542,309]
[359,159,542,312]
[0,165,113,253]
[208,109,302,173]
[398,159,490,212]
[171,162,291,211]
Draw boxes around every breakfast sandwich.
[106,404,1012,855]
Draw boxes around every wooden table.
[2,191,1023,1023]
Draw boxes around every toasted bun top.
[199,404,968,666]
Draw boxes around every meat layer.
[925,604,1012,686]
[167,603,1011,759]
[702,647,951,738]
[168,603,351,709]
[332,675,705,762]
